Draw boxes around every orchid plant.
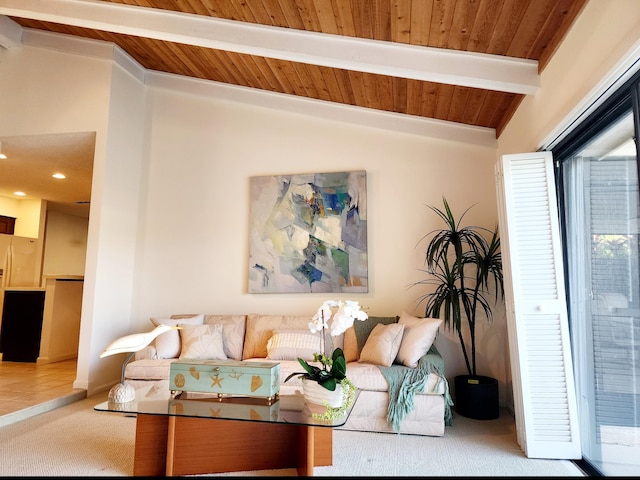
[285,300,368,392]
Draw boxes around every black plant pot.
[454,374,499,420]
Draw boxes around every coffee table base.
[132,413,333,476]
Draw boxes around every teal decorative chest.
[169,359,280,400]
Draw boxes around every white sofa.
[124,312,453,436]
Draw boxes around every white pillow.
[178,323,227,360]
[150,314,205,359]
[266,328,321,361]
[359,323,405,367]
[395,311,442,368]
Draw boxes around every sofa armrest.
[134,345,157,360]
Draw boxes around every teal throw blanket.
[379,345,453,431]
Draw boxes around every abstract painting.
[249,170,368,293]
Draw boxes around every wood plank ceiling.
[2,0,588,138]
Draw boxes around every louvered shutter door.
[495,152,581,459]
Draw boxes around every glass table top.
[95,388,359,428]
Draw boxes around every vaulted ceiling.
[1,0,588,138]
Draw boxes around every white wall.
[129,83,499,390]
[13,198,42,237]
[0,196,18,219]
[76,54,147,394]
[42,210,88,276]
[0,196,43,238]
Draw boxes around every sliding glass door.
[555,80,640,476]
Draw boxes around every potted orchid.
[285,300,368,411]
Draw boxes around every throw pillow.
[266,328,321,361]
[359,323,405,367]
[150,314,205,359]
[395,311,443,368]
[343,327,358,362]
[202,315,247,360]
[352,316,399,357]
[178,323,227,360]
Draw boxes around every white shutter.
[495,152,581,459]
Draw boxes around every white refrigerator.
[0,234,41,288]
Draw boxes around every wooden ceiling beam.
[0,0,540,94]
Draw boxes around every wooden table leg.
[313,426,332,466]
[133,414,169,476]
[297,425,315,476]
[165,415,177,476]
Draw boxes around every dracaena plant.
[412,197,504,376]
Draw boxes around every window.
[554,72,640,476]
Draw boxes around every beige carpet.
[0,391,585,477]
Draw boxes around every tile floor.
[0,358,82,416]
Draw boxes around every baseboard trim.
[0,389,86,428]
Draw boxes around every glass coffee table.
[95,388,359,476]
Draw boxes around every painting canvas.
[249,170,368,293]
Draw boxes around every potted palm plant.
[413,197,504,420]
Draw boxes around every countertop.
[2,286,46,292]
[42,275,84,281]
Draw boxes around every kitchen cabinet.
[38,276,83,364]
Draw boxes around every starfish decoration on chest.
[210,373,223,388]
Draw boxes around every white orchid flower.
[310,300,369,337]
[288,299,369,388]
[308,317,326,334]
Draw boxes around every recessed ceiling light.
[14,191,26,196]
[52,173,66,179]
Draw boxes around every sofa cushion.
[243,314,344,360]
[266,328,321,361]
[344,361,391,391]
[171,314,246,361]
[150,314,205,359]
[345,362,446,395]
[178,324,227,360]
[359,323,405,367]
[341,389,446,436]
[125,358,175,380]
[395,311,442,368]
